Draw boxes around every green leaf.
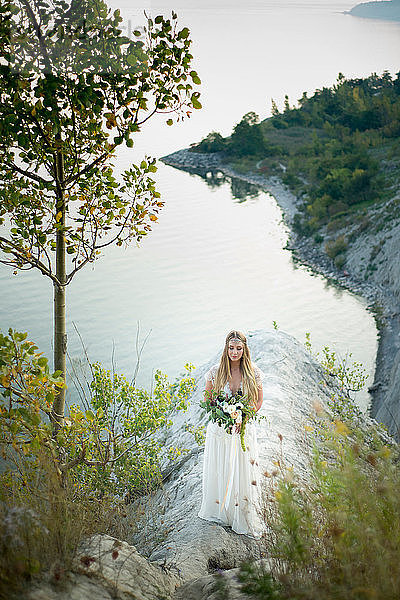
[126,53,137,66]
[191,96,202,110]
[178,27,190,40]
[86,410,95,421]
[190,71,201,85]
[166,118,173,126]
[31,411,41,426]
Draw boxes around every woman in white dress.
[198,330,264,538]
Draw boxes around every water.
[1,1,399,408]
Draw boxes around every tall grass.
[261,429,400,599]
[0,449,131,599]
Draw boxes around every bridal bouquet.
[200,389,260,452]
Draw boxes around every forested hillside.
[193,71,400,237]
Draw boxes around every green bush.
[282,171,302,189]
[226,112,268,158]
[194,131,226,153]
[293,212,313,236]
[256,423,400,600]
[0,329,196,596]
[313,233,324,244]
[325,234,348,259]
[334,253,346,269]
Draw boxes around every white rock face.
[27,329,348,600]
[344,217,400,435]
[28,534,180,600]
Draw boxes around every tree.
[228,112,266,157]
[195,131,226,153]
[0,328,196,497]
[0,0,201,429]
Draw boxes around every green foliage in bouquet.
[200,389,263,452]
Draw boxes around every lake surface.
[1,0,399,409]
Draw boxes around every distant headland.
[348,0,400,21]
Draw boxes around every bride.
[198,330,264,538]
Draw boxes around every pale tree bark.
[51,142,66,431]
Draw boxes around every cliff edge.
[26,329,383,600]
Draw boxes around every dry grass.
[0,451,131,599]
[248,418,400,600]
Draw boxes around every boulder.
[28,534,180,600]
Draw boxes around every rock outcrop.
[27,329,373,599]
[128,329,345,596]
[28,534,180,600]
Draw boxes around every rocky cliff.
[28,328,359,600]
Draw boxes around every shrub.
[334,253,346,269]
[227,113,267,158]
[325,234,348,259]
[0,329,196,596]
[293,212,313,236]
[282,171,301,189]
[254,422,400,600]
[313,233,324,244]
[194,131,226,153]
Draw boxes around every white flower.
[234,413,242,424]
[236,402,243,409]
[227,405,235,415]
[222,402,230,413]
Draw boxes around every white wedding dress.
[198,364,264,538]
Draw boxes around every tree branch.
[0,235,62,287]
[7,161,50,185]
[65,148,115,186]
[20,0,53,73]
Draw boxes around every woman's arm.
[255,384,263,412]
[205,378,213,399]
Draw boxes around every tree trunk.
[52,143,66,431]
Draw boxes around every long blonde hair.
[214,330,258,409]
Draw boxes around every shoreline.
[161,148,400,434]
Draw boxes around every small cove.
[1,0,398,410]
